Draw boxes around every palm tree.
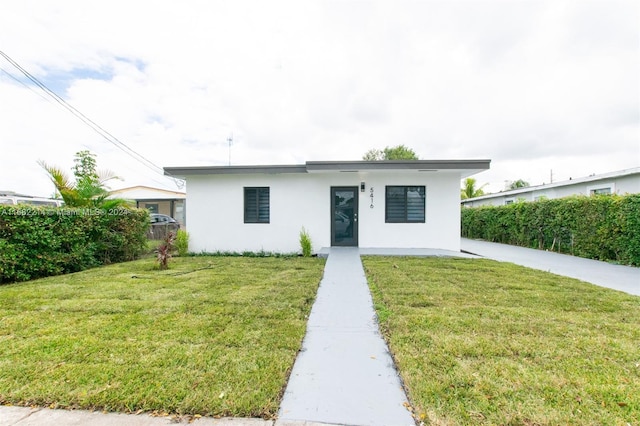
[39,151,126,208]
[461,178,487,199]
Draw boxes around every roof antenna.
[227,133,233,166]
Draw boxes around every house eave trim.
[164,159,491,177]
[305,160,491,172]
[164,165,308,177]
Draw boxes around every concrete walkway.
[278,247,415,426]
[461,238,640,296]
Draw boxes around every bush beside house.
[0,206,149,283]
[461,194,640,266]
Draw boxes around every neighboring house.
[164,160,490,253]
[108,185,186,227]
[461,167,640,208]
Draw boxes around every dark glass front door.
[331,187,358,246]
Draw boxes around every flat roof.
[461,166,639,203]
[164,160,491,178]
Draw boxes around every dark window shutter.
[385,186,425,223]
[258,188,270,222]
[406,187,425,222]
[244,187,270,223]
[385,186,406,222]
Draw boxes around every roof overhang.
[164,160,490,179]
[164,165,307,177]
[305,160,490,178]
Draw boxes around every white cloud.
[0,0,637,198]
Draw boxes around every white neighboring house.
[461,167,640,208]
[164,160,490,254]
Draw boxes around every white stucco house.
[461,167,640,207]
[164,160,490,254]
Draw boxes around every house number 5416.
[370,187,374,208]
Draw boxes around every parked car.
[148,213,180,240]
[150,213,180,229]
[0,195,63,206]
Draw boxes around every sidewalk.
[0,406,270,426]
[461,238,640,296]
[278,247,415,426]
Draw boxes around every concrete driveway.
[461,238,640,296]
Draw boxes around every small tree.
[157,231,176,270]
[39,150,125,208]
[363,145,419,160]
[508,179,530,190]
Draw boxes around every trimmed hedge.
[461,194,640,266]
[0,206,149,283]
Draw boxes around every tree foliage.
[461,178,487,199]
[363,144,419,160]
[39,150,125,208]
[508,179,530,190]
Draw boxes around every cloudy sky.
[1,0,638,197]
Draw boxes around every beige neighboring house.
[109,185,186,227]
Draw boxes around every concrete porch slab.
[317,247,477,258]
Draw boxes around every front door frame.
[330,186,359,247]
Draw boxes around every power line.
[0,50,184,188]
[0,67,52,103]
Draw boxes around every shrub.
[175,229,189,256]
[299,227,312,257]
[461,194,640,266]
[0,205,149,284]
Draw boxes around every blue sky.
[40,68,114,97]
[0,0,638,197]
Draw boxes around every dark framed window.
[244,187,270,223]
[385,186,426,223]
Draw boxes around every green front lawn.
[0,256,324,418]
[363,257,640,425]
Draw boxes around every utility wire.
[0,50,184,188]
[1,67,52,103]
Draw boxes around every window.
[590,187,612,195]
[385,186,425,223]
[588,183,614,196]
[244,187,270,223]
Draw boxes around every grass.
[363,257,640,425]
[0,256,325,419]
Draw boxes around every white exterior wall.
[186,171,463,253]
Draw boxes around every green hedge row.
[0,206,149,284]
[461,194,640,266]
